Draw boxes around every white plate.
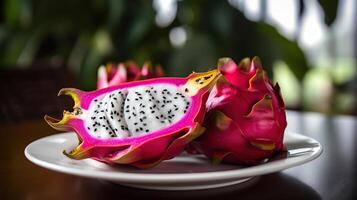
[25,132,322,190]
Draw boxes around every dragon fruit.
[97,61,164,89]
[190,57,287,165]
[45,69,221,168]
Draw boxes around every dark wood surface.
[0,111,356,200]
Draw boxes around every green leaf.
[169,33,218,76]
[317,0,339,26]
[257,23,310,80]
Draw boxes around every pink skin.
[46,70,220,168]
[97,62,164,89]
[193,57,287,165]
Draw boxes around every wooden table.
[1,111,356,200]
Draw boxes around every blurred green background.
[0,0,356,116]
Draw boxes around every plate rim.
[24,132,323,184]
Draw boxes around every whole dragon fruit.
[97,61,164,89]
[45,69,221,168]
[190,57,287,165]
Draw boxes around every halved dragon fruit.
[45,69,221,168]
[97,61,164,89]
[190,57,287,165]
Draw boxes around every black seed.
[134,122,138,125]
[135,98,139,101]
[156,116,159,119]
[143,123,147,126]
[161,105,165,108]
[87,127,91,130]
[175,108,179,111]
[185,88,189,92]
[160,121,165,123]
[110,116,113,119]
[146,129,149,132]
[94,128,97,132]
[136,128,139,132]
[153,104,156,108]
[140,127,143,131]
[143,116,147,119]
[174,97,178,99]
[106,127,108,130]
[140,118,143,122]
[151,110,155,113]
